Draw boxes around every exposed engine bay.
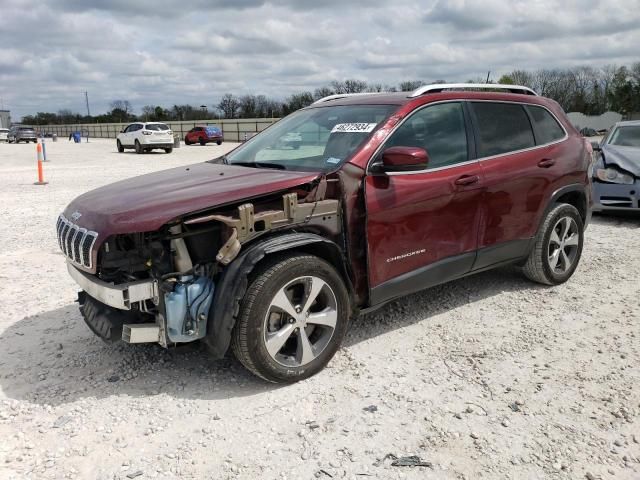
[76,184,341,349]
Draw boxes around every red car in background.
[184,125,223,145]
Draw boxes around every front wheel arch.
[202,233,353,359]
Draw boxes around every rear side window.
[471,102,535,157]
[385,102,468,169]
[527,106,565,144]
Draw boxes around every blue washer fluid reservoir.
[165,275,215,343]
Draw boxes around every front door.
[365,101,484,305]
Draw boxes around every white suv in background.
[116,122,174,154]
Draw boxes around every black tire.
[199,138,206,146]
[231,254,350,383]
[164,147,173,154]
[522,204,584,285]
[135,140,143,154]
[117,140,124,152]
[216,140,222,145]
[184,137,191,145]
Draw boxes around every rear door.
[365,101,484,305]
[469,101,566,269]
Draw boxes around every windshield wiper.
[230,161,286,170]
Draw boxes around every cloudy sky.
[1,0,638,119]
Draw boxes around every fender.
[202,232,349,358]
[528,183,592,249]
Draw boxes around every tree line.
[21,63,640,125]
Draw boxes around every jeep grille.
[56,215,98,269]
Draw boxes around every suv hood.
[602,145,640,176]
[63,162,320,235]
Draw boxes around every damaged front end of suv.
[59,172,342,351]
[56,99,399,384]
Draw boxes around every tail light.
[142,130,152,135]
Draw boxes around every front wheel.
[164,147,173,154]
[199,138,206,146]
[216,140,222,145]
[522,204,584,285]
[231,254,350,383]
[117,140,124,152]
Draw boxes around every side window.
[527,105,565,145]
[471,102,535,157]
[384,102,468,169]
[124,124,133,133]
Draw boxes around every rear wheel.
[216,140,222,145]
[164,147,173,153]
[117,140,124,152]
[231,254,350,383]
[522,204,584,285]
[199,138,206,146]
[135,140,143,154]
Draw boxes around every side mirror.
[590,141,601,152]
[120,129,124,133]
[381,146,429,172]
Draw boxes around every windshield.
[224,104,397,172]
[608,126,640,147]
[19,127,34,131]
[145,124,169,131]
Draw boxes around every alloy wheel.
[547,216,580,274]
[263,276,338,367]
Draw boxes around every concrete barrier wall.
[567,111,622,131]
[29,118,280,142]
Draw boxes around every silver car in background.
[592,120,640,211]
[8,126,38,143]
[0,128,8,142]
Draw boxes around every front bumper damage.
[593,180,640,211]
[68,261,158,310]
[69,262,165,345]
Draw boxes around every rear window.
[471,102,535,157]
[145,124,169,131]
[19,127,34,131]
[527,106,565,144]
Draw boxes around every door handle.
[454,175,480,186]
[538,158,555,168]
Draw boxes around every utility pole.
[84,91,91,117]
[486,71,491,83]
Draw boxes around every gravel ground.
[0,139,639,480]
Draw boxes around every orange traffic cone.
[34,141,48,185]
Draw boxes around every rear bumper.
[140,137,173,146]
[67,262,158,310]
[592,180,640,211]
[141,142,174,148]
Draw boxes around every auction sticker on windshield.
[331,123,377,133]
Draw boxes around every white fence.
[29,118,280,142]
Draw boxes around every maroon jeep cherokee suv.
[58,84,592,383]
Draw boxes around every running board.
[122,324,160,343]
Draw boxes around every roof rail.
[410,83,538,97]
[312,92,383,105]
